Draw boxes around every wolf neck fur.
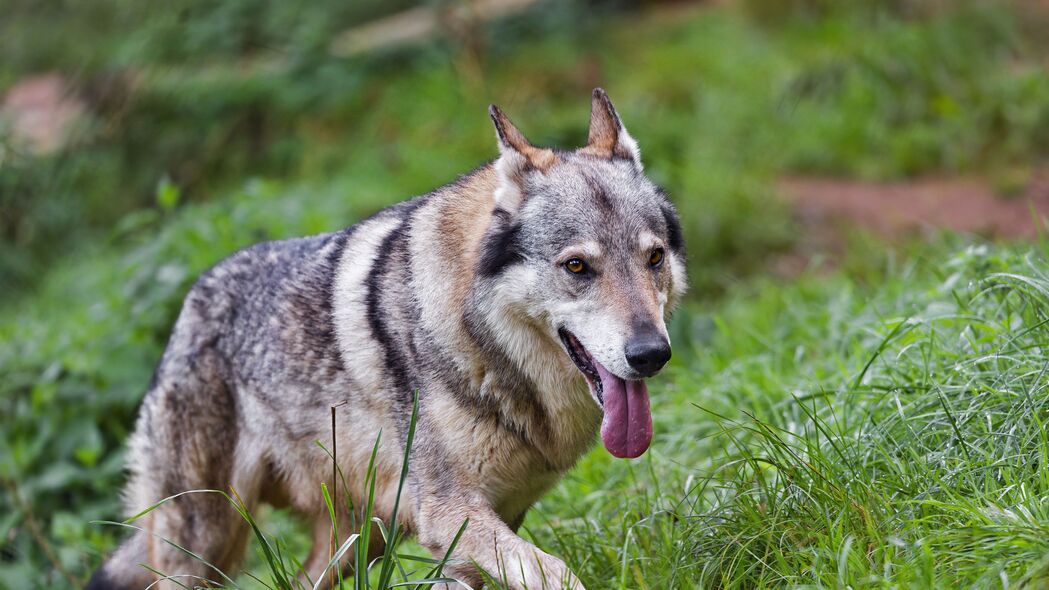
[430,164,601,464]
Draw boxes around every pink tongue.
[596,362,653,459]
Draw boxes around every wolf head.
[475,89,687,459]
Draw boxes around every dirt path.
[779,173,1049,240]
[773,172,1049,273]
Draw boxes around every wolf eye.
[564,258,588,274]
[649,248,665,268]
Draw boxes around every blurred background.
[2,0,1049,587]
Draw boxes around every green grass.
[77,240,1049,589]
[526,242,1049,588]
[4,1,1049,587]
[93,393,470,590]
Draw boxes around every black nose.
[624,331,671,377]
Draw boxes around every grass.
[103,239,1049,589]
[93,393,470,590]
[527,242,1049,588]
[4,0,1049,587]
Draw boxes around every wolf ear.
[581,88,642,170]
[489,104,555,213]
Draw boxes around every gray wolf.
[87,88,686,590]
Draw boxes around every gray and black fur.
[88,89,686,590]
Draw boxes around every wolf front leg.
[416,493,585,590]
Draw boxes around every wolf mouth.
[557,327,653,459]
[558,328,603,405]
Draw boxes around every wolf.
[86,88,686,590]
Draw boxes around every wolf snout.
[624,329,671,377]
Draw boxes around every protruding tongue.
[596,361,653,459]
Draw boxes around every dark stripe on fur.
[477,208,523,277]
[660,201,685,255]
[366,230,415,403]
[288,231,350,377]
[365,197,430,409]
[319,231,350,356]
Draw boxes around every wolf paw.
[514,549,585,590]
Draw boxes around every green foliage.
[5,0,1049,292]
[0,0,594,291]
[529,242,1049,588]
[0,179,377,586]
[3,1,1049,588]
[780,3,1049,177]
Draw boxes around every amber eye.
[649,248,665,268]
[564,258,587,274]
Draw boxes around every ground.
[781,172,1049,241]
[775,171,1049,274]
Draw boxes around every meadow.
[2,1,1049,588]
